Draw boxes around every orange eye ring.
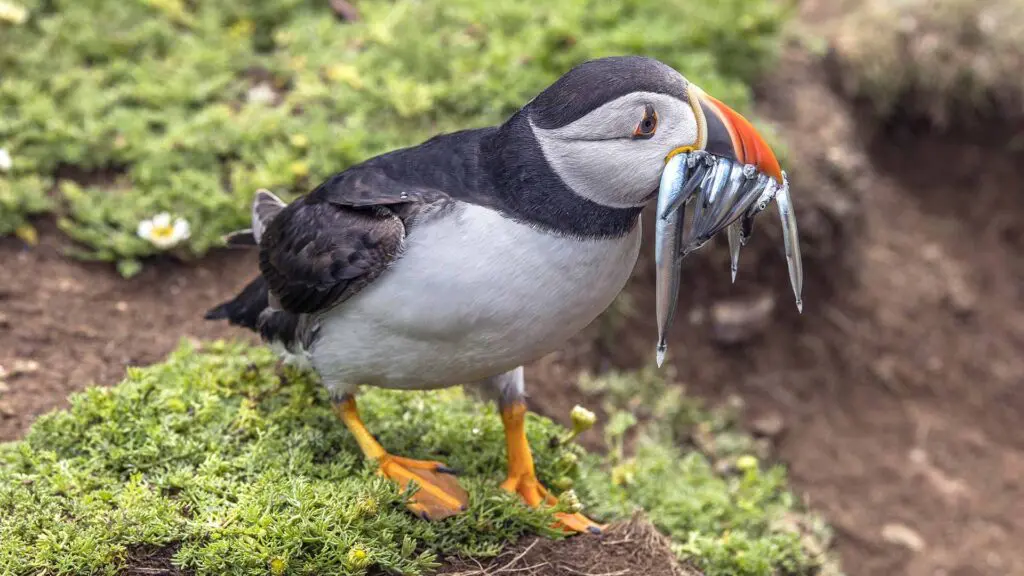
[633,104,657,139]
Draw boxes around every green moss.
[0,341,830,575]
[0,174,51,237]
[578,364,838,575]
[0,0,789,266]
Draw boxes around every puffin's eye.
[633,104,657,139]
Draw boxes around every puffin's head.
[524,56,782,209]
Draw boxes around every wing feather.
[256,167,450,315]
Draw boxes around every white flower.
[246,82,277,106]
[0,148,11,172]
[0,1,28,25]
[137,212,191,249]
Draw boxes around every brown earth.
[436,516,696,576]
[3,5,1024,575]
[114,517,692,576]
[0,221,260,441]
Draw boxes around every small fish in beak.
[684,158,733,251]
[654,152,690,367]
[774,172,803,313]
[652,89,803,365]
[726,220,742,283]
[659,152,714,220]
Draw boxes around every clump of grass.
[829,0,1024,127]
[578,364,840,575]
[0,174,51,238]
[1,0,790,270]
[0,341,831,575]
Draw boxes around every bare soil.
[0,221,260,441]
[3,6,1024,574]
[437,516,696,576]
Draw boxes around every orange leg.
[500,401,603,534]
[335,396,469,521]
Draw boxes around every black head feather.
[527,56,689,130]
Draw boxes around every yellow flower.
[137,212,191,249]
[570,405,596,434]
[289,161,309,178]
[14,224,36,246]
[324,64,364,90]
[346,547,370,570]
[0,1,28,24]
[353,495,378,517]
[228,19,254,39]
[611,463,635,486]
[273,30,294,46]
[269,557,287,575]
[736,455,759,471]
[289,134,309,149]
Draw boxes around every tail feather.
[252,189,286,244]
[219,189,285,249]
[207,190,287,330]
[222,228,257,248]
[205,275,269,332]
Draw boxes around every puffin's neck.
[480,110,643,239]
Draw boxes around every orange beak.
[694,91,782,184]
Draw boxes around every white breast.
[309,203,642,392]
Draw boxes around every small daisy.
[0,1,28,25]
[0,148,12,172]
[246,82,277,106]
[137,212,191,249]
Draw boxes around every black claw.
[460,504,469,512]
[436,465,459,475]
[420,511,431,521]
[587,526,602,535]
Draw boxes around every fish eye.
[633,104,657,139]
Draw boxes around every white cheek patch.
[534,137,663,208]
[531,92,700,209]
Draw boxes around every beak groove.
[696,91,783,185]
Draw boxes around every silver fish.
[660,152,712,220]
[653,156,804,367]
[685,158,732,251]
[702,161,748,242]
[720,171,768,237]
[726,220,742,283]
[654,153,689,367]
[774,172,803,313]
[739,176,777,246]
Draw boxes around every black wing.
[257,167,452,316]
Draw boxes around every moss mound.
[0,341,831,575]
[0,0,788,268]
[828,0,1024,128]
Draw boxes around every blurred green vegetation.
[0,0,789,271]
[0,341,831,575]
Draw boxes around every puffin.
[205,56,784,534]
